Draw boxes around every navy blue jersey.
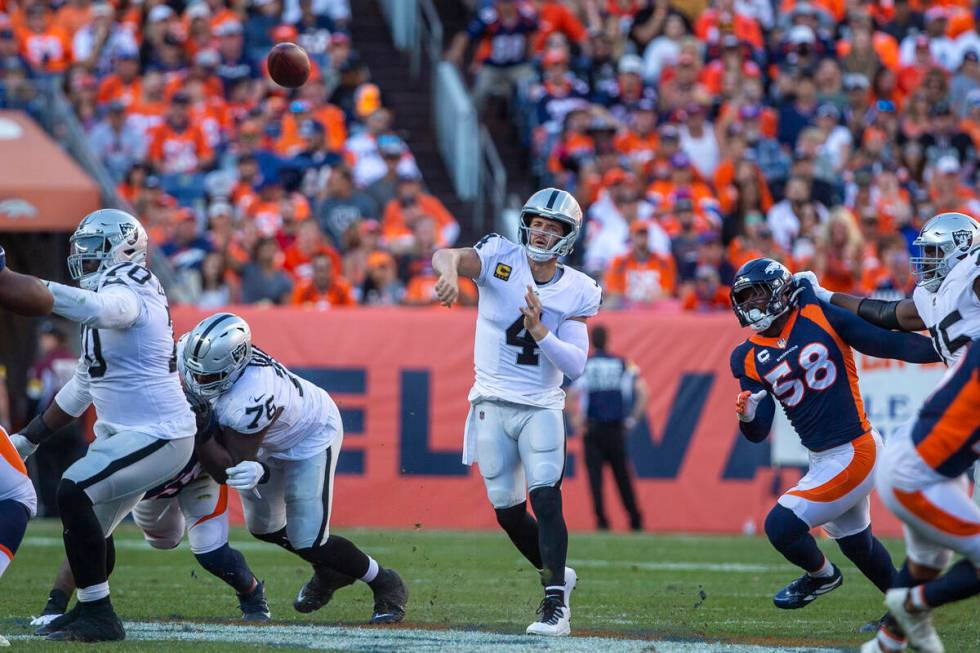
[577,351,636,423]
[910,339,980,478]
[731,282,941,451]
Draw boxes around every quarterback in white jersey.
[433,187,601,637]
[1,209,195,643]
[181,313,408,624]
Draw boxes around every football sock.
[494,501,543,569]
[195,544,258,594]
[764,505,825,573]
[57,480,108,598]
[529,486,567,588]
[809,558,835,579]
[105,536,115,577]
[76,582,109,602]
[921,559,980,609]
[892,560,919,588]
[360,557,380,584]
[297,535,372,581]
[0,499,30,578]
[836,526,896,592]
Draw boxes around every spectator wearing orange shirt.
[282,219,342,283]
[532,0,589,54]
[147,91,214,175]
[382,171,459,252]
[55,0,95,37]
[693,0,764,51]
[681,265,730,312]
[96,49,142,107]
[290,253,355,309]
[359,251,406,306]
[604,220,677,309]
[18,4,72,73]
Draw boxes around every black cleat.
[35,601,81,636]
[45,598,125,642]
[369,568,408,624]
[859,611,891,633]
[238,580,271,621]
[773,564,843,609]
[294,568,356,614]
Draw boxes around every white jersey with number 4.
[913,246,980,365]
[69,262,195,440]
[212,348,340,462]
[468,234,602,409]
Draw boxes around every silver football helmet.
[181,313,252,398]
[910,212,979,292]
[68,209,148,290]
[518,187,582,262]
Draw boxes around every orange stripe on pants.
[0,543,13,561]
[893,488,980,537]
[787,432,876,502]
[0,430,27,477]
[193,484,229,528]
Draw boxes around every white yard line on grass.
[8,622,845,653]
[21,536,396,555]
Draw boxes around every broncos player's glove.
[0,245,6,272]
[735,390,769,422]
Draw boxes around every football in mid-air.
[267,42,311,88]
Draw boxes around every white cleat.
[526,595,570,637]
[29,613,62,627]
[884,589,944,653]
[0,633,8,647]
[562,567,577,614]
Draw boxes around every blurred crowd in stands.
[0,0,978,312]
[450,0,980,311]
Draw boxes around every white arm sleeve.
[54,361,92,417]
[46,281,141,329]
[537,319,589,381]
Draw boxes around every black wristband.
[857,298,902,330]
[258,462,270,485]
[23,413,55,445]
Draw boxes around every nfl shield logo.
[777,338,787,348]
[479,411,485,420]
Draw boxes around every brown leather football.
[267,42,311,88]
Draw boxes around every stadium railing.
[377,0,507,235]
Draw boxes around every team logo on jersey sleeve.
[494,263,512,281]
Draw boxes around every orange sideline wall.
[172,307,907,536]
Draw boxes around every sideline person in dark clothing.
[569,325,647,531]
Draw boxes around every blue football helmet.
[730,258,796,331]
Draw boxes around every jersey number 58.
[763,343,837,407]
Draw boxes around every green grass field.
[2,520,977,652]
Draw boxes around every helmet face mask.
[910,212,979,293]
[730,258,794,332]
[67,209,148,290]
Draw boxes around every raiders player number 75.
[432,188,601,637]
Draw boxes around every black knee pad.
[495,502,529,531]
[56,479,92,518]
[764,504,808,548]
[529,486,562,521]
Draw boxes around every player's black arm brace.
[827,292,925,331]
[823,300,941,363]
[20,401,76,446]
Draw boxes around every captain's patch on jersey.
[493,263,512,281]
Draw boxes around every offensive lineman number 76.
[245,397,278,430]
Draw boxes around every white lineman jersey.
[75,262,195,439]
[213,347,340,461]
[913,246,980,365]
[469,234,602,409]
